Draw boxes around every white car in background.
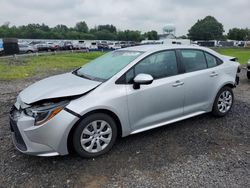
[73,40,87,50]
[108,42,121,50]
[88,42,98,51]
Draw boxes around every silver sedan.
[10,45,240,158]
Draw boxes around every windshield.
[75,50,143,81]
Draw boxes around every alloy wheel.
[217,90,233,113]
[80,120,112,153]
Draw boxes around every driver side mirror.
[133,73,154,89]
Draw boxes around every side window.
[217,58,223,65]
[126,69,134,83]
[133,51,178,80]
[205,53,217,68]
[180,50,207,72]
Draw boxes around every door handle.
[172,80,184,87]
[210,72,218,77]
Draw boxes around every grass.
[215,48,250,65]
[0,48,250,80]
[0,52,105,80]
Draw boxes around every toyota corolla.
[10,45,240,158]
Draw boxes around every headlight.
[24,101,69,126]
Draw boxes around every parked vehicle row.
[15,40,141,54]
[17,41,77,54]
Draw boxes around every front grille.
[9,106,27,151]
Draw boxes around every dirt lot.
[0,70,249,188]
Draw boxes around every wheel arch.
[27,50,33,53]
[222,82,235,89]
[67,109,123,154]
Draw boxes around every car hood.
[19,73,101,104]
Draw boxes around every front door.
[125,50,185,132]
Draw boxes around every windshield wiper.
[72,69,93,80]
[72,67,92,80]
[72,68,107,82]
[72,69,106,82]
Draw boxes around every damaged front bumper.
[9,103,79,156]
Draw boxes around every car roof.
[120,44,209,53]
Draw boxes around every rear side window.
[205,53,218,68]
[217,58,223,65]
[180,50,207,73]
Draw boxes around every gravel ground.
[0,70,249,188]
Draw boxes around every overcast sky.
[0,0,249,35]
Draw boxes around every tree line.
[188,16,250,41]
[0,21,159,41]
[0,17,249,41]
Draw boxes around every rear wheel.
[73,113,117,158]
[212,86,234,117]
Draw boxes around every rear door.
[177,49,221,115]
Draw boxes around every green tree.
[0,21,148,41]
[97,25,117,33]
[40,23,50,32]
[227,28,249,40]
[144,30,159,40]
[94,30,117,40]
[188,16,224,40]
[117,30,142,41]
[75,21,88,33]
[53,24,69,32]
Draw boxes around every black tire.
[72,113,117,158]
[212,86,234,117]
[247,71,250,80]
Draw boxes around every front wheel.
[73,113,117,158]
[212,86,234,117]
